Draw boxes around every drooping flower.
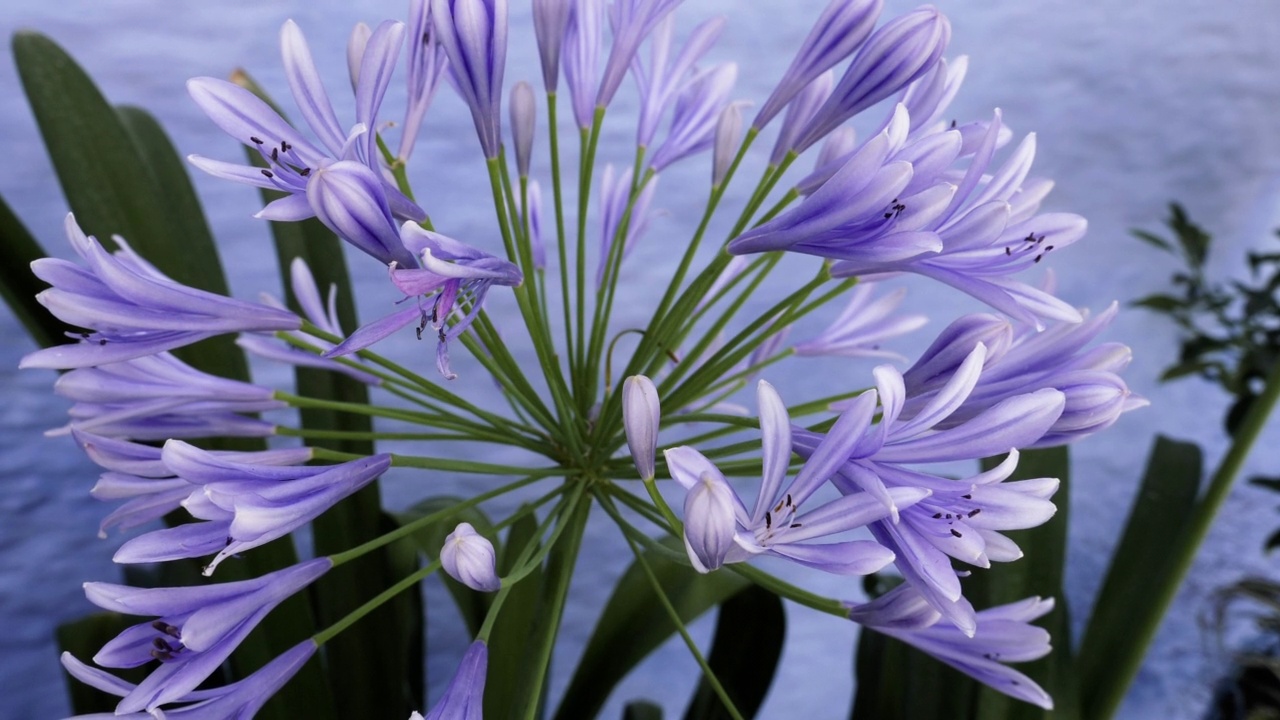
[50,353,283,441]
[622,375,660,480]
[441,522,501,591]
[83,559,329,713]
[424,640,488,720]
[325,223,522,379]
[73,430,314,539]
[848,582,1055,708]
[666,380,929,574]
[432,0,508,158]
[20,215,300,370]
[794,282,926,361]
[114,442,391,575]
[61,639,318,720]
[188,20,425,228]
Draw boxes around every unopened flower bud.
[347,22,372,91]
[441,522,501,592]
[510,81,537,177]
[712,101,747,187]
[682,470,737,573]
[622,375,660,480]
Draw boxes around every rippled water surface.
[2,1,1280,717]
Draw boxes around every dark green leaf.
[0,192,65,347]
[555,539,750,720]
[1077,436,1203,718]
[625,701,665,720]
[683,585,785,720]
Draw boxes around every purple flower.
[532,0,572,92]
[50,353,282,441]
[433,0,508,158]
[596,0,685,111]
[62,639,317,719]
[713,100,747,187]
[114,442,391,575]
[400,0,450,160]
[753,0,881,131]
[596,165,659,287]
[424,640,488,719]
[562,0,604,129]
[74,430,313,539]
[794,125,856,196]
[666,380,929,575]
[794,282,926,361]
[769,70,834,167]
[188,20,425,227]
[793,6,951,154]
[849,583,1054,709]
[20,215,300,370]
[647,63,737,173]
[238,257,383,386]
[307,160,421,268]
[631,14,726,149]
[622,375,661,480]
[83,559,329,713]
[325,223,522,379]
[442,522,501,591]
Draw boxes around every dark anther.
[1024,232,1038,243]
[98,338,107,345]
[1034,254,1043,263]
[152,638,175,653]
[151,648,174,662]
[281,141,291,152]
[438,329,447,343]
[932,512,942,519]
[786,494,792,507]
[299,167,311,177]
[271,147,279,162]
[950,529,963,538]
[950,119,957,128]
[944,513,952,519]
[790,522,802,528]
[1045,245,1055,251]
[1005,247,1012,255]
[261,169,274,179]
[151,620,180,637]
[962,494,972,500]
[78,331,90,338]
[765,511,772,529]
[884,212,893,219]
[968,509,981,517]
[250,136,263,145]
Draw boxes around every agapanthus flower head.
[20,215,300,370]
[114,442,391,575]
[432,0,508,158]
[50,353,282,441]
[441,522,501,591]
[62,639,318,720]
[187,20,426,227]
[667,380,929,576]
[848,583,1055,709]
[83,558,329,713]
[753,0,881,131]
[325,223,522,379]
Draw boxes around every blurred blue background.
[2,1,1279,717]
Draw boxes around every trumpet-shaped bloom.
[114,442,391,575]
[424,640,488,720]
[50,353,283,441]
[849,583,1054,709]
[433,0,508,158]
[753,0,881,131]
[62,639,318,720]
[442,522,501,591]
[20,215,300,370]
[325,223,522,379]
[667,380,929,575]
[74,430,313,538]
[794,282,926,361]
[84,559,329,713]
[188,20,426,230]
[307,160,422,268]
